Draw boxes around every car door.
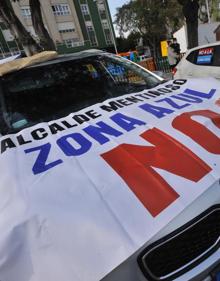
[192,45,220,79]
[175,49,201,79]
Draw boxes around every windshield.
[0,54,161,135]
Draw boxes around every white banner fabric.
[0,78,220,281]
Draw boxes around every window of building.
[90,36,97,46]
[102,20,109,29]
[85,21,97,46]
[58,22,75,34]
[52,4,71,16]
[97,2,105,11]
[59,28,75,33]
[87,25,94,32]
[63,38,83,48]
[10,47,21,56]
[81,4,89,15]
[100,10,106,17]
[105,31,112,45]
[98,3,106,17]
[85,21,94,32]
[2,29,14,41]
[21,6,31,19]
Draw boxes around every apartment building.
[0,0,115,57]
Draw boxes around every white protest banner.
[0,78,220,281]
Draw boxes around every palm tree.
[0,0,41,56]
[29,0,56,51]
[0,0,56,56]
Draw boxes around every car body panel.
[103,181,220,280]
[0,52,220,281]
[174,42,220,80]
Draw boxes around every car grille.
[138,206,220,281]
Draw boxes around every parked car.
[0,50,164,134]
[0,50,220,281]
[174,42,220,80]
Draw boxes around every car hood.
[0,77,220,281]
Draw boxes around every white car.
[1,50,220,281]
[174,42,220,80]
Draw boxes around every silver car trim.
[142,207,220,280]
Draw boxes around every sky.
[108,0,127,20]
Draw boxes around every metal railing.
[154,57,171,73]
[153,53,186,73]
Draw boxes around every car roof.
[0,49,107,77]
[27,49,106,69]
[187,41,220,54]
[0,49,163,83]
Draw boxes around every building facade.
[0,0,115,57]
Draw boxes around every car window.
[0,54,161,135]
[196,47,214,65]
[186,45,220,66]
[100,54,159,90]
[186,50,197,64]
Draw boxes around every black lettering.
[100,101,124,112]
[126,96,143,103]
[31,128,48,140]
[73,114,90,124]
[145,92,157,97]
[17,135,32,145]
[165,83,180,90]
[61,120,77,129]
[172,86,180,90]
[49,123,65,135]
[1,138,16,153]
[173,79,187,85]
[157,88,172,93]
[147,90,165,97]
[85,110,101,119]
[135,94,150,100]
[165,84,173,89]
[117,99,133,106]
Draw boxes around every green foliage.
[115,0,183,43]
[116,32,140,52]
[199,0,220,22]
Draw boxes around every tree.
[177,0,199,48]
[199,0,220,23]
[115,0,183,57]
[29,0,56,51]
[0,0,56,56]
[0,0,41,56]
[116,32,141,52]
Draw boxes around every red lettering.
[101,128,211,217]
[172,110,220,154]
